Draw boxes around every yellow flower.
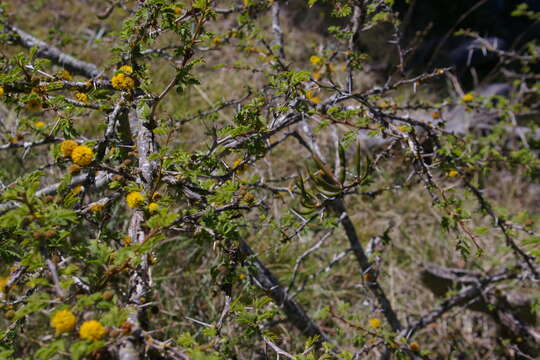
[0,277,8,294]
[75,92,88,103]
[306,90,321,104]
[58,70,72,81]
[174,7,182,15]
[312,71,321,81]
[147,202,159,213]
[431,111,441,119]
[79,320,106,341]
[72,185,83,195]
[35,121,46,128]
[60,140,78,157]
[462,93,474,103]
[119,65,133,74]
[123,235,132,246]
[409,341,420,352]
[398,125,409,132]
[232,159,249,175]
[50,310,76,335]
[126,191,145,209]
[310,55,321,65]
[89,203,104,213]
[447,169,459,178]
[111,73,135,91]
[71,145,94,166]
[368,318,381,329]
[0,86,4,97]
[212,37,223,45]
[27,99,42,112]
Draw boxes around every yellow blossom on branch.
[79,320,106,341]
[126,191,145,209]
[58,70,72,81]
[0,277,8,295]
[447,169,459,177]
[119,65,133,74]
[60,140,78,157]
[462,92,474,103]
[50,309,76,335]
[71,145,94,166]
[147,202,159,213]
[310,55,321,65]
[89,203,104,213]
[111,73,135,91]
[75,92,88,103]
[368,317,381,329]
[34,121,46,128]
[0,86,4,97]
[27,99,42,112]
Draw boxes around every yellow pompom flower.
[58,70,73,81]
[35,121,46,128]
[0,277,8,294]
[119,65,133,74]
[409,341,420,352]
[462,93,474,103]
[174,7,182,15]
[89,203,104,213]
[75,92,88,103]
[306,90,321,104]
[447,169,459,178]
[126,191,145,209]
[432,111,441,119]
[27,99,42,112]
[111,73,135,91]
[123,235,132,246]
[310,55,321,65]
[60,140,78,157]
[147,202,159,213]
[0,86,4,97]
[71,145,94,166]
[50,309,77,334]
[79,320,106,341]
[368,318,381,329]
[72,185,83,195]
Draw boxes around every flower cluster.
[50,310,76,334]
[60,140,78,157]
[126,191,145,209]
[368,317,381,329]
[26,98,42,112]
[89,203,104,213]
[0,86,4,97]
[0,276,7,295]
[310,55,321,65]
[147,202,159,213]
[71,145,94,166]
[462,92,474,103]
[75,92,88,103]
[119,65,133,74]
[79,320,106,341]
[111,73,135,90]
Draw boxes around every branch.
[404,268,519,338]
[3,22,101,78]
[239,239,332,343]
[331,199,403,332]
